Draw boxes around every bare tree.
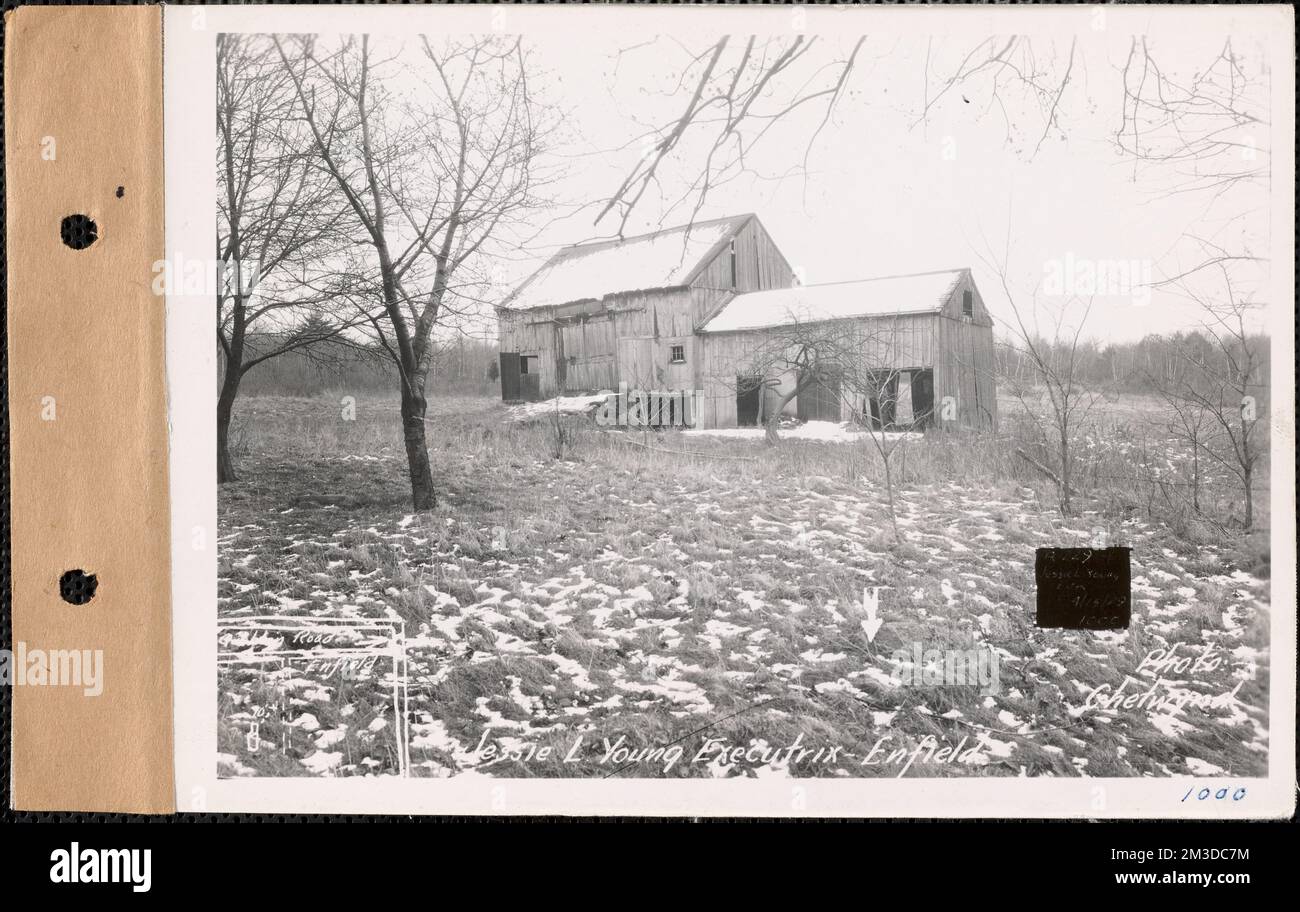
[275,34,556,510]
[217,33,358,483]
[1160,273,1266,530]
[841,354,919,546]
[732,313,919,542]
[1142,332,1216,515]
[731,318,849,446]
[598,35,865,236]
[979,241,1100,517]
[1111,38,1269,530]
[1116,38,1267,194]
[1115,37,1269,289]
[915,35,1078,157]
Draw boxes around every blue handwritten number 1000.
[1181,786,1247,802]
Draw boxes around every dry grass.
[217,392,1270,780]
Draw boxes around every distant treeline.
[228,332,501,397]
[996,330,1272,393]
[228,328,1270,399]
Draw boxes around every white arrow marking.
[861,585,889,642]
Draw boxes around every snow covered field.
[217,395,1271,779]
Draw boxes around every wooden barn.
[497,213,997,431]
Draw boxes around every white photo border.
[166,2,1296,816]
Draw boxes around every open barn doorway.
[736,375,762,426]
[910,369,935,428]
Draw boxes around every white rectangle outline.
[216,617,410,776]
[166,3,1296,816]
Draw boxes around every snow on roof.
[700,269,966,333]
[506,214,751,311]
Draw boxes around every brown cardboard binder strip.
[6,6,174,812]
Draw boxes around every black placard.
[1035,547,1131,629]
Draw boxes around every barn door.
[561,319,615,391]
[911,369,934,428]
[519,355,542,401]
[499,353,521,401]
[736,375,762,426]
[797,366,841,422]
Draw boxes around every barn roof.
[504,213,755,311]
[700,268,968,333]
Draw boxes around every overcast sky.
[231,5,1282,346]
[509,17,1274,344]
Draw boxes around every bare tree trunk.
[1058,422,1072,515]
[1191,440,1201,512]
[765,379,811,445]
[764,409,783,446]
[217,371,241,484]
[218,306,245,485]
[1242,459,1253,531]
[881,449,900,544]
[401,383,436,511]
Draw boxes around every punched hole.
[59,569,98,605]
[60,214,98,250]
[115,186,124,198]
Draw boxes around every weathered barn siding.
[697,330,771,428]
[934,317,997,429]
[687,215,795,327]
[934,269,998,429]
[699,312,939,428]
[697,303,995,430]
[856,313,937,369]
[499,215,996,430]
[498,216,794,402]
[498,288,701,396]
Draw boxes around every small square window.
[670,344,686,364]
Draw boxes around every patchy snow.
[508,393,610,421]
[301,750,343,774]
[219,406,1272,781]
[1186,757,1227,776]
[685,421,920,443]
[289,713,321,733]
[314,727,348,749]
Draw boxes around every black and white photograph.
[158,3,1293,814]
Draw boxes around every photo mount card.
[4,3,1295,818]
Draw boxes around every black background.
[0,0,1294,895]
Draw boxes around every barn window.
[669,344,686,364]
[962,290,974,318]
[729,239,737,288]
[520,355,538,375]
